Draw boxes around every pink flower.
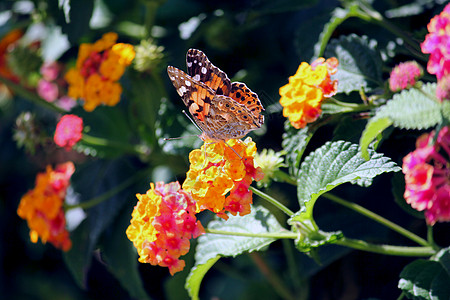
[37,79,59,102]
[56,96,77,111]
[402,126,450,225]
[54,115,83,151]
[421,4,450,80]
[40,61,61,81]
[436,74,450,101]
[389,61,423,92]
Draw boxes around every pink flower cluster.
[126,182,204,275]
[402,126,450,225]
[389,61,423,92]
[37,62,77,111]
[421,3,450,101]
[54,114,83,151]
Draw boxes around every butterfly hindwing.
[186,49,231,96]
[230,82,264,126]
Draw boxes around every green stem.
[356,3,425,60]
[65,168,150,210]
[205,228,298,239]
[250,186,295,216]
[144,1,160,38]
[335,237,435,257]
[81,134,149,156]
[323,193,430,247]
[274,170,297,185]
[0,75,65,113]
[249,252,296,300]
[205,229,435,257]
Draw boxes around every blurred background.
[0,0,449,299]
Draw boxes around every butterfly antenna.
[163,110,202,141]
[224,140,243,160]
[182,110,202,132]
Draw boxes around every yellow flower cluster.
[17,162,74,251]
[279,57,338,129]
[183,138,264,219]
[65,32,135,112]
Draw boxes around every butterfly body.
[167,49,264,142]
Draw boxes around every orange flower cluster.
[0,29,23,82]
[126,181,204,275]
[279,57,338,129]
[65,32,135,112]
[17,162,74,251]
[182,138,264,220]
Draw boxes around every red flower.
[54,115,83,150]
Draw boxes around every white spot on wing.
[193,74,201,81]
[185,80,191,86]
[201,67,207,74]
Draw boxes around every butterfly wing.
[167,66,215,125]
[186,49,232,96]
[229,82,264,127]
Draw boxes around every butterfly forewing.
[167,66,214,123]
[186,49,231,96]
[230,82,264,127]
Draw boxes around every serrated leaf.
[100,206,150,300]
[360,117,393,160]
[442,100,450,124]
[295,141,401,221]
[282,122,314,175]
[376,83,442,130]
[325,34,383,94]
[186,205,285,299]
[399,259,450,300]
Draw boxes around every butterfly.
[167,49,264,143]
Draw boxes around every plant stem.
[249,252,296,300]
[274,170,297,185]
[81,134,149,156]
[0,75,66,113]
[335,237,435,257]
[250,186,295,216]
[205,228,298,239]
[323,193,430,247]
[65,168,150,210]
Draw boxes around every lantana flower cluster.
[17,162,74,251]
[182,138,264,220]
[279,57,338,129]
[65,32,135,111]
[37,61,76,111]
[126,181,204,275]
[0,29,23,84]
[54,114,83,151]
[389,61,423,92]
[421,3,450,101]
[402,126,450,225]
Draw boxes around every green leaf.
[442,100,450,124]
[185,256,220,300]
[294,141,401,221]
[399,259,450,300]
[281,122,314,176]
[360,117,393,160]
[186,205,285,299]
[434,247,450,276]
[314,5,359,57]
[376,83,443,130]
[325,34,383,94]
[63,219,94,288]
[100,206,150,300]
